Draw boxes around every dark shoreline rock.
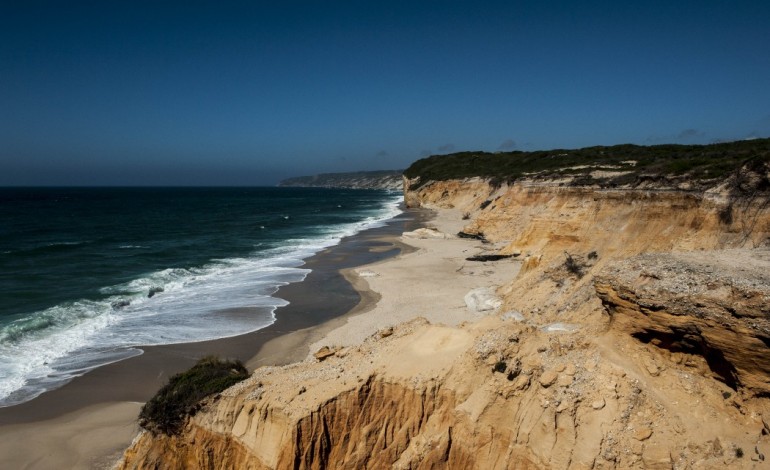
[148,287,165,298]
[457,231,486,242]
[466,254,513,262]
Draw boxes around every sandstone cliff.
[121,160,770,469]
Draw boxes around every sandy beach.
[0,204,525,469]
[308,206,518,353]
[0,207,429,469]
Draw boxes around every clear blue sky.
[1,1,769,185]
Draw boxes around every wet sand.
[0,206,428,469]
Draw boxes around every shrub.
[564,252,584,278]
[139,356,249,435]
[718,204,733,225]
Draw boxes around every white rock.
[464,287,503,313]
[358,270,379,278]
[402,228,451,239]
[502,310,525,322]
[541,323,580,333]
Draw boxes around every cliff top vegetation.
[404,138,770,190]
[139,356,249,435]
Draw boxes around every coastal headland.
[119,140,770,469]
[4,139,770,469]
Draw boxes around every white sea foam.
[0,193,403,407]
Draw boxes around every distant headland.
[278,170,403,190]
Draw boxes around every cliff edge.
[121,141,770,469]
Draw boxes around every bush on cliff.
[139,355,249,435]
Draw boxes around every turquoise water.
[0,187,401,406]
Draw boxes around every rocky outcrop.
[120,317,770,469]
[595,249,770,397]
[278,170,403,190]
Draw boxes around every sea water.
[0,187,401,406]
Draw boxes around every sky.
[1,1,769,186]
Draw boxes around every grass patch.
[139,355,249,435]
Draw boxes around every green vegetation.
[403,138,770,189]
[139,356,249,435]
[564,252,586,278]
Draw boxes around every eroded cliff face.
[405,176,770,323]
[120,316,770,469]
[594,249,770,398]
[121,174,770,469]
[120,322,543,469]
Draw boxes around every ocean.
[0,187,402,407]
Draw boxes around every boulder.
[464,287,502,313]
[314,346,337,361]
[502,310,525,322]
[402,228,451,239]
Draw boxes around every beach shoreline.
[0,205,429,469]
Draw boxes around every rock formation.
[595,250,770,397]
[121,156,770,469]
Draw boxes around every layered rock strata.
[595,249,770,397]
